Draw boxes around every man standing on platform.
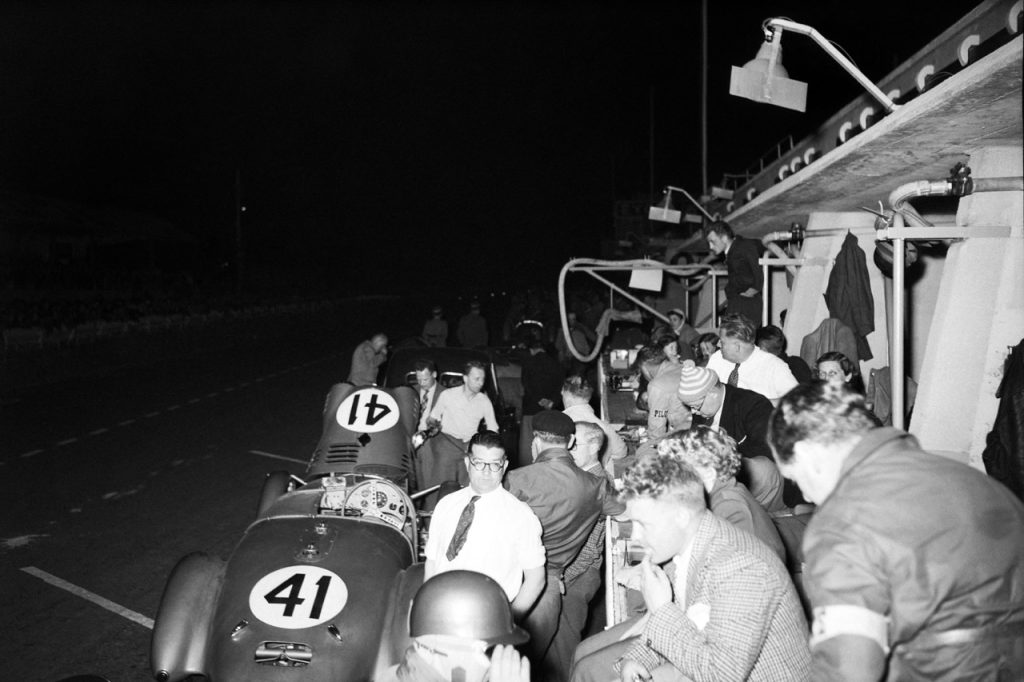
[506,410,625,680]
[769,382,1024,680]
[347,332,388,386]
[703,219,764,325]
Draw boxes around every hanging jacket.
[824,232,874,361]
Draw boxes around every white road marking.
[206,392,219,398]
[144,411,160,418]
[89,428,109,436]
[19,449,44,458]
[166,404,181,411]
[249,450,306,465]
[21,566,154,630]
[118,419,135,427]
[187,397,201,404]
[3,534,49,549]
[56,438,78,446]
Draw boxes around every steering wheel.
[344,479,410,530]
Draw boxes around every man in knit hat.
[677,359,785,512]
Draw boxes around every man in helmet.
[379,570,531,682]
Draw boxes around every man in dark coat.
[704,219,763,325]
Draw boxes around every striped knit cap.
[677,359,719,405]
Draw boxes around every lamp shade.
[742,40,790,79]
[729,37,808,113]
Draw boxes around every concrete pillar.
[911,146,1023,469]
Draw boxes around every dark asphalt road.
[0,302,427,681]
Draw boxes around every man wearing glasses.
[424,430,546,619]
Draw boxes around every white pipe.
[558,258,709,363]
[891,211,906,430]
[767,18,899,113]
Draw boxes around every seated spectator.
[561,375,628,474]
[651,331,682,366]
[707,313,797,406]
[570,453,810,682]
[667,308,700,356]
[756,324,813,384]
[691,332,719,368]
[633,345,690,440]
[657,426,786,562]
[815,350,865,395]
[676,359,786,512]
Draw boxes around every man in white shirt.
[706,313,797,406]
[429,360,499,441]
[425,431,546,617]
[417,360,500,510]
[561,375,627,475]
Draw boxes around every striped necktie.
[727,363,740,387]
[446,495,481,560]
[420,388,429,414]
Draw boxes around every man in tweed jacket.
[571,453,810,681]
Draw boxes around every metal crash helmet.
[408,571,529,646]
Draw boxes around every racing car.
[150,383,427,681]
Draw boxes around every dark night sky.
[0,1,980,296]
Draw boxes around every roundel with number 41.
[248,565,349,629]
[335,388,400,433]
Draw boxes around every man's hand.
[538,398,554,409]
[640,557,673,611]
[619,659,651,682]
[489,644,530,682]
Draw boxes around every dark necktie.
[445,495,480,560]
[420,388,429,414]
[727,363,740,387]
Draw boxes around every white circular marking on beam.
[916,64,935,92]
[958,34,980,66]
[859,106,875,130]
[803,147,817,165]
[1009,2,1022,34]
[838,121,854,143]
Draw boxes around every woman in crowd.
[815,351,865,395]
